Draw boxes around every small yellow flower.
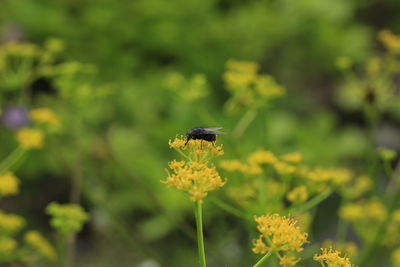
[16,128,44,149]
[247,150,278,165]
[378,29,400,54]
[279,255,301,267]
[314,247,355,267]
[169,136,224,158]
[219,160,246,172]
[281,152,303,164]
[287,186,308,204]
[25,230,57,261]
[163,160,226,202]
[252,235,269,254]
[0,210,25,234]
[322,240,358,258]
[30,108,61,127]
[253,214,308,253]
[0,237,17,254]
[0,172,20,197]
[392,248,400,267]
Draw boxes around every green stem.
[336,218,348,243]
[233,109,258,139]
[253,251,273,267]
[57,233,67,267]
[210,198,251,221]
[285,189,332,215]
[0,146,26,174]
[194,201,207,267]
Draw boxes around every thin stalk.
[211,197,251,221]
[194,201,207,267]
[253,251,272,267]
[233,109,258,139]
[0,146,26,174]
[57,233,67,267]
[285,189,332,215]
[336,198,349,243]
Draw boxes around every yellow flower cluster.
[378,29,400,54]
[164,160,226,202]
[164,136,226,202]
[0,172,20,197]
[253,214,308,254]
[220,150,300,176]
[24,231,57,261]
[383,210,400,247]
[46,202,89,235]
[279,255,301,267]
[164,72,210,101]
[16,128,44,149]
[0,211,25,234]
[297,166,353,186]
[340,175,372,199]
[313,247,355,267]
[30,108,61,127]
[392,248,400,267]
[281,152,303,164]
[339,199,387,223]
[0,237,17,254]
[169,136,224,160]
[287,186,308,204]
[322,240,358,258]
[223,59,285,113]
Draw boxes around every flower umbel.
[46,202,89,235]
[163,136,226,202]
[253,214,309,253]
[314,247,355,267]
[16,128,44,149]
[24,230,57,261]
[0,172,20,197]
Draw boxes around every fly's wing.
[203,126,225,135]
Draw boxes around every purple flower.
[1,105,30,130]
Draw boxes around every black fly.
[185,127,224,146]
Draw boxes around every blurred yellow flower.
[392,248,400,267]
[247,150,277,165]
[0,172,20,197]
[0,211,25,234]
[281,152,303,164]
[378,29,400,54]
[219,159,246,172]
[339,199,387,223]
[0,237,17,254]
[314,247,355,267]
[253,214,308,254]
[16,128,44,149]
[30,108,60,127]
[25,231,57,261]
[273,161,296,175]
[287,186,308,204]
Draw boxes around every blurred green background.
[1,0,400,266]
